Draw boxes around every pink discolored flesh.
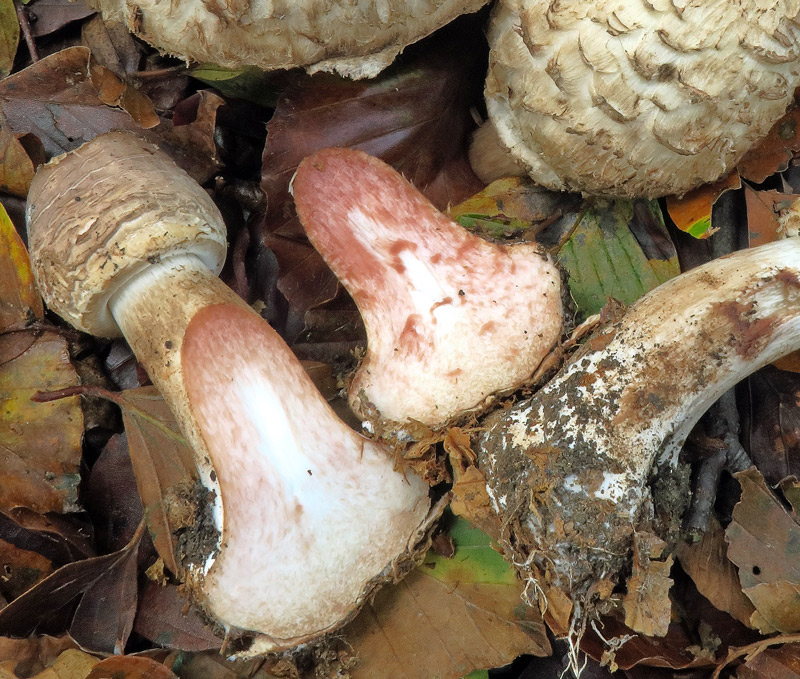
[181,303,429,642]
[292,148,563,428]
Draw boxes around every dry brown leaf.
[738,105,800,183]
[344,569,550,679]
[622,533,674,637]
[745,186,795,248]
[0,131,45,198]
[0,648,100,679]
[676,517,756,628]
[726,468,800,633]
[665,171,741,239]
[115,387,198,576]
[736,641,800,678]
[0,635,81,669]
[85,656,177,679]
[0,47,156,156]
[0,332,82,513]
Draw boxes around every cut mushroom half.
[25,131,431,650]
[474,237,800,606]
[291,147,564,433]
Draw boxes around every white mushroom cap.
[90,0,490,79]
[483,0,800,197]
[26,131,227,337]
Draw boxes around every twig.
[13,0,39,62]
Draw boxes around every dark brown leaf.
[133,581,221,652]
[736,642,800,679]
[738,105,800,183]
[0,46,154,156]
[0,523,143,651]
[742,366,800,486]
[726,468,800,633]
[81,14,142,76]
[27,0,94,37]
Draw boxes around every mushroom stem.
[26,132,431,651]
[475,238,800,598]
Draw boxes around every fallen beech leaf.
[345,517,550,679]
[726,468,800,633]
[0,201,44,330]
[0,524,143,651]
[96,387,197,577]
[676,517,756,628]
[622,533,674,637]
[84,433,144,553]
[85,655,177,679]
[555,199,679,319]
[739,105,800,183]
[0,131,45,198]
[741,366,800,486]
[665,172,741,239]
[736,642,800,679]
[449,176,580,240]
[0,47,153,155]
[0,648,100,679]
[133,581,221,652]
[0,0,18,78]
[28,0,94,37]
[0,332,82,513]
[0,635,82,670]
[745,186,794,248]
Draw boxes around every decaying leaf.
[622,533,674,637]
[0,130,46,198]
[0,332,82,513]
[0,201,43,330]
[676,516,757,628]
[85,655,177,679]
[554,199,679,319]
[726,468,800,633]
[745,186,795,248]
[742,366,800,485]
[0,635,83,670]
[735,641,800,679]
[738,105,800,183]
[0,47,156,156]
[449,176,580,240]
[0,524,143,653]
[133,582,220,652]
[344,517,549,679]
[0,0,18,78]
[27,0,94,38]
[664,172,741,239]
[0,647,99,679]
[113,387,197,576]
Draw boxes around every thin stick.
[14,0,39,62]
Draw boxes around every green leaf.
[0,0,19,77]
[422,515,517,586]
[557,198,680,319]
[190,64,279,108]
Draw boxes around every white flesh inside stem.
[476,238,800,593]
[110,253,430,643]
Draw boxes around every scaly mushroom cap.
[293,148,563,430]
[26,131,227,337]
[483,0,800,198]
[90,0,490,79]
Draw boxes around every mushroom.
[89,0,490,79]
[471,0,800,198]
[291,147,564,432]
[25,131,431,650]
[472,237,800,614]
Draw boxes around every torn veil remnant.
[25,131,431,652]
[474,238,800,613]
[473,0,800,198]
[292,148,564,434]
[89,0,490,79]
